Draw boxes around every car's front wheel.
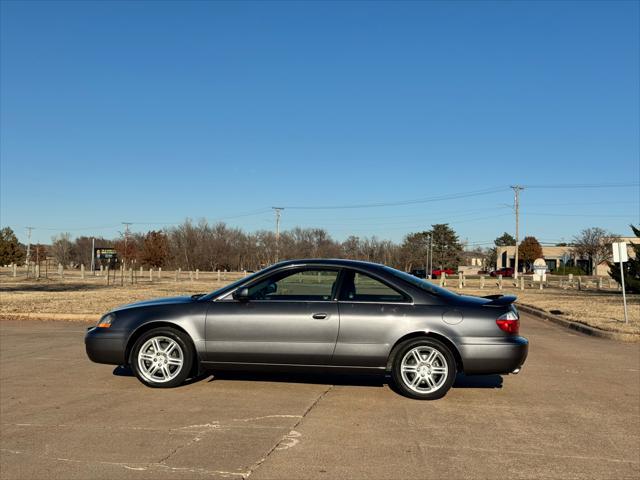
[130,328,194,388]
[391,338,456,400]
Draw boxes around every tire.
[391,338,457,400]
[130,327,194,388]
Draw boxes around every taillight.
[496,311,519,334]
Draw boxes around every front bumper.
[459,336,528,375]
[85,326,128,365]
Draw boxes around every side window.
[248,269,339,301]
[339,271,409,303]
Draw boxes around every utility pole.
[90,237,95,273]
[122,222,133,271]
[428,233,433,279]
[430,235,433,277]
[272,207,284,263]
[511,185,524,279]
[25,227,33,267]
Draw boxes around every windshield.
[383,266,459,299]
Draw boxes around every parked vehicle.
[431,268,456,278]
[86,259,528,400]
[490,267,514,278]
[409,268,427,278]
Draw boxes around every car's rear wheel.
[391,338,456,400]
[130,328,194,388]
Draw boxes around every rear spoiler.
[482,294,517,307]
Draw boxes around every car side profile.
[409,268,427,278]
[85,259,528,400]
[431,268,456,278]
[490,267,514,278]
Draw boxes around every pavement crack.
[157,433,204,464]
[0,448,247,478]
[157,423,223,464]
[244,385,334,478]
[232,414,303,423]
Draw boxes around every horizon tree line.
[0,222,635,282]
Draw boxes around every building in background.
[496,237,638,275]
[457,251,488,275]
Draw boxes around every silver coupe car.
[85,259,528,399]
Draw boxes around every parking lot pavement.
[0,315,638,480]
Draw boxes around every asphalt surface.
[1,314,638,480]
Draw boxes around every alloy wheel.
[137,336,184,383]
[400,346,448,394]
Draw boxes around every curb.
[1,313,99,323]
[516,303,637,343]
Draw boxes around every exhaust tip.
[511,367,521,374]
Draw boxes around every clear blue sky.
[1,0,638,246]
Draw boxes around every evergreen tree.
[495,232,516,246]
[487,232,517,269]
[608,225,640,294]
[427,224,464,269]
[0,227,25,265]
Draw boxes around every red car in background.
[431,268,456,278]
[490,267,514,278]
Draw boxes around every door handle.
[312,313,328,320]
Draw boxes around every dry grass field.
[1,268,638,337]
[460,286,639,335]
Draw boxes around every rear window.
[340,271,409,303]
[383,266,458,299]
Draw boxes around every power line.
[525,212,636,218]
[11,182,638,240]
[129,209,273,226]
[523,182,639,189]
[284,207,513,228]
[280,186,510,210]
[279,182,637,210]
[11,210,273,233]
[522,200,639,207]
[14,224,121,232]
[324,213,513,232]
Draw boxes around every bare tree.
[50,233,74,266]
[572,227,619,275]
[35,219,472,273]
[140,231,169,267]
[399,232,429,272]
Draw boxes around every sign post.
[532,258,547,283]
[612,242,629,324]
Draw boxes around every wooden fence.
[432,272,621,292]
[0,264,623,292]
[0,264,249,285]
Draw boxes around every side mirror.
[233,287,250,302]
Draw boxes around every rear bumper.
[85,327,127,365]
[459,336,528,375]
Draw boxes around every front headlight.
[97,313,115,328]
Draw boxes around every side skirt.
[200,361,387,375]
